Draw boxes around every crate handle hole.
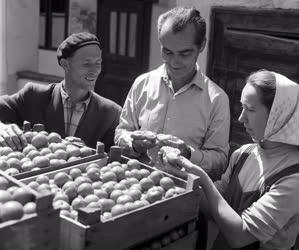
[164,214,169,221]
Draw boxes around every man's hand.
[130,130,157,154]
[0,123,27,150]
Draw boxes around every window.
[39,0,68,50]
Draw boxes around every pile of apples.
[27,159,186,221]
[0,176,36,222]
[0,130,94,176]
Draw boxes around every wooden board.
[207,7,299,152]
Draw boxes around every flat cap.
[57,32,101,65]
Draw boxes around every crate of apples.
[0,122,106,179]
[20,148,202,250]
[0,170,59,250]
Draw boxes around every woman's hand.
[130,130,157,154]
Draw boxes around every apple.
[71,196,87,210]
[139,169,151,178]
[84,194,99,204]
[36,175,50,185]
[126,189,142,201]
[0,160,9,171]
[110,189,124,202]
[91,181,103,190]
[0,146,13,156]
[12,187,34,205]
[31,133,48,149]
[102,171,117,183]
[116,194,134,205]
[69,168,82,179]
[0,190,12,203]
[47,132,62,143]
[111,166,126,181]
[7,158,22,171]
[145,188,163,204]
[32,156,50,169]
[21,161,35,172]
[27,150,41,160]
[111,204,127,216]
[149,170,164,185]
[159,177,175,191]
[40,148,52,156]
[139,178,154,192]
[54,172,71,187]
[23,202,36,214]
[86,168,101,181]
[0,176,9,190]
[98,198,115,213]
[77,183,93,197]
[1,201,24,221]
[126,159,141,170]
[94,189,108,199]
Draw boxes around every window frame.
[39,0,69,50]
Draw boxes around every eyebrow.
[162,46,193,54]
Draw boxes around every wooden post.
[109,146,122,163]
[77,207,102,225]
[186,174,201,191]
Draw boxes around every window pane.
[52,14,65,48]
[118,12,127,56]
[39,15,46,47]
[128,13,137,58]
[109,11,117,54]
[52,0,67,13]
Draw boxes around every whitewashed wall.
[177,0,299,74]
[5,0,39,94]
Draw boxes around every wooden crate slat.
[85,190,201,250]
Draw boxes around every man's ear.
[199,38,206,53]
[60,58,69,71]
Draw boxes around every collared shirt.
[115,64,231,180]
[60,83,91,136]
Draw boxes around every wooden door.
[95,0,156,106]
[207,7,299,152]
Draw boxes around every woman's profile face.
[238,83,270,142]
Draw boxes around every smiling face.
[63,44,102,92]
[239,83,270,142]
[159,22,202,86]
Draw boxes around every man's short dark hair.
[57,32,101,65]
[157,7,206,48]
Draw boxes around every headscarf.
[263,72,299,145]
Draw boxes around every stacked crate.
[0,170,59,250]
[20,147,203,250]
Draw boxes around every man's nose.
[238,109,245,123]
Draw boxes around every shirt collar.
[159,64,205,90]
[60,81,91,106]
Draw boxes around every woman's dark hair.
[157,7,206,48]
[246,70,276,112]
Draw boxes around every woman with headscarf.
[164,70,299,249]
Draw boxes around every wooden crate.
[14,147,107,180]
[20,157,108,182]
[20,156,202,250]
[0,170,59,250]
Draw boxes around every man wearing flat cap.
[0,32,121,151]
